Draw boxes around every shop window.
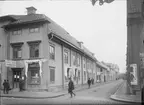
[50,67,55,83]
[49,45,55,60]
[28,62,40,84]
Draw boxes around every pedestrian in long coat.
[6,80,10,94]
[3,80,7,94]
[68,78,76,98]
[19,78,23,92]
[87,78,91,88]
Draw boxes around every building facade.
[127,0,143,95]
[0,7,99,91]
[0,6,119,92]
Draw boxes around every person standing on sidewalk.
[2,80,7,94]
[87,78,91,88]
[19,78,23,92]
[68,78,76,98]
[6,80,10,94]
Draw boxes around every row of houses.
[0,6,119,92]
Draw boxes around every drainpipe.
[81,55,83,85]
[7,31,10,80]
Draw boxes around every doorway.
[12,68,22,88]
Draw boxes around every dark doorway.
[12,68,22,88]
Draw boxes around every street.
[1,80,129,105]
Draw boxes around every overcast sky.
[0,0,127,73]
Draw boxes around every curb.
[110,81,141,103]
[0,94,66,99]
[110,95,141,103]
[0,80,120,99]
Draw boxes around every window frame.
[64,50,69,64]
[12,29,22,35]
[29,27,40,33]
[10,42,23,60]
[29,43,40,58]
[27,41,41,59]
[49,67,55,83]
[49,44,55,60]
[73,52,77,66]
[13,46,22,59]
[28,62,41,85]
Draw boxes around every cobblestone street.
[1,80,130,105]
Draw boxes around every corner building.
[0,7,97,91]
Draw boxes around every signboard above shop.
[5,60,16,68]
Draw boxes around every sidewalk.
[0,80,120,99]
[110,80,141,103]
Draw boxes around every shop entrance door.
[12,68,22,88]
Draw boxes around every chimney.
[26,6,37,15]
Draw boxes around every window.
[28,62,40,84]
[13,46,22,59]
[29,44,39,58]
[11,43,23,59]
[12,29,22,35]
[67,68,70,78]
[64,50,68,64]
[87,61,89,69]
[50,67,55,83]
[27,41,41,58]
[73,52,77,65]
[83,58,85,68]
[49,45,55,60]
[77,54,80,66]
[29,27,40,33]
[84,71,86,80]
[78,70,80,81]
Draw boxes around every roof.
[48,18,96,60]
[0,15,24,22]
[0,10,97,61]
[6,14,49,26]
[96,61,109,70]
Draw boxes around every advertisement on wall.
[130,64,138,85]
